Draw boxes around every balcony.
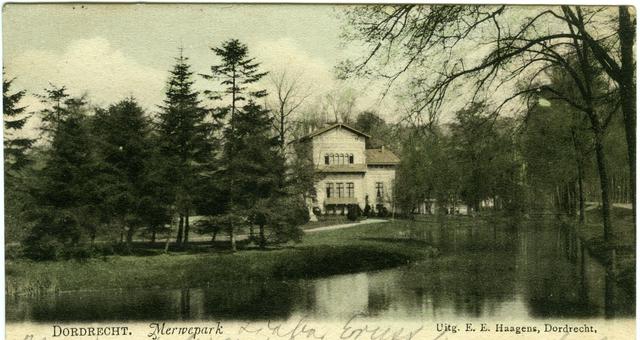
[316,164,367,173]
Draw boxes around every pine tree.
[224,101,283,248]
[203,39,271,251]
[4,74,35,244]
[3,75,34,174]
[92,98,160,247]
[24,96,98,259]
[158,51,215,247]
[201,39,268,122]
[38,84,71,137]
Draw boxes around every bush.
[363,204,372,217]
[376,205,389,218]
[60,245,93,261]
[23,235,65,261]
[347,204,360,221]
[272,221,304,244]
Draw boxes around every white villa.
[296,123,400,214]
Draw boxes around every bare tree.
[340,5,633,241]
[321,87,358,125]
[267,69,311,152]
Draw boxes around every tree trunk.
[211,229,218,245]
[151,227,156,244]
[164,227,171,253]
[183,213,190,246]
[280,107,286,152]
[577,164,585,224]
[229,225,237,252]
[555,185,561,216]
[619,6,636,225]
[594,131,613,243]
[259,224,266,249]
[126,225,134,245]
[176,214,184,246]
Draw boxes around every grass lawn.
[6,221,437,296]
[300,214,353,230]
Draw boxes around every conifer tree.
[202,39,268,122]
[24,94,98,259]
[38,84,71,137]
[93,98,160,247]
[4,74,36,244]
[158,51,215,247]
[203,39,272,251]
[3,75,34,174]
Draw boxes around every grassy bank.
[576,206,635,295]
[6,221,437,296]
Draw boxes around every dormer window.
[349,154,354,164]
[324,155,329,165]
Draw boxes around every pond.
[6,221,634,322]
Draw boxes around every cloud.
[252,37,336,93]
[251,38,400,121]
[6,37,166,111]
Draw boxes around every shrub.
[22,235,64,261]
[376,205,389,218]
[363,204,371,217]
[60,245,93,261]
[347,204,360,221]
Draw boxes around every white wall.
[364,166,396,210]
[315,173,366,213]
[309,126,398,213]
[311,127,366,166]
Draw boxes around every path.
[585,202,633,211]
[304,218,388,233]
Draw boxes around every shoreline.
[6,221,438,297]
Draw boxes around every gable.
[297,123,370,142]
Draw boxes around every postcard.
[3,3,635,339]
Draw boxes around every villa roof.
[365,148,400,165]
[296,123,371,142]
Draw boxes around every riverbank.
[575,206,635,295]
[6,221,438,296]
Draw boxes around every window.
[336,183,344,198]
[326,183,334,198]
[376,182,384,198]
[323,152,357,165]
[347,183,354,198]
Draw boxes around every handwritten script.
[239,313,423,340]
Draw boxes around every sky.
[4,4,617,140]
[3,4,395,139]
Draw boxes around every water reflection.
[6,220,634,322]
